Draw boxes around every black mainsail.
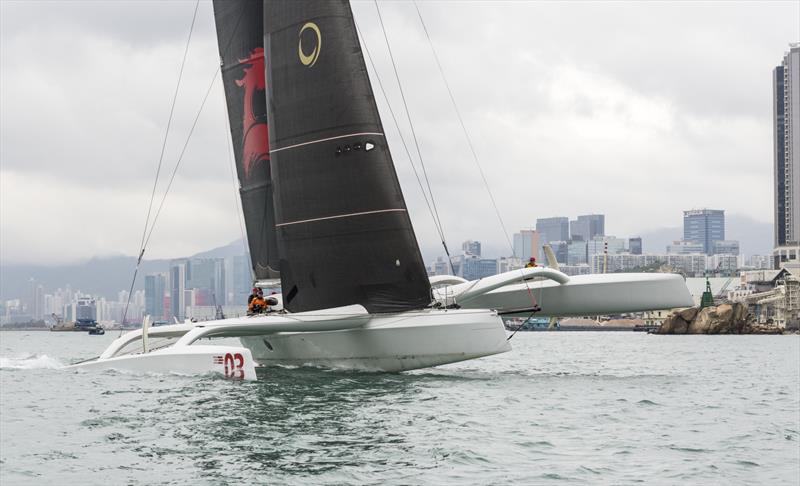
[213,0,280,280]
[263,0,431,313]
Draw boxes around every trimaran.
[71,0,692,380]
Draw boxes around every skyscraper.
[169,259,187,320]
[144,273,166,319]
[683,209,725,256]
[629,237,642,255]
[773,44,800,268]
[536,217,569,246]
[512,230,540,261]
[462,240,481,257]
[569,214,605,241]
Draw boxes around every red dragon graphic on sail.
[235,47,269,180]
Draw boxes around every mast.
[213,0,280,280]
[263,0,431,313]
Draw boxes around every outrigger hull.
[432,269,694,317]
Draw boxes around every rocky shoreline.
[658,303,783,334]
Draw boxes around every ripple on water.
[1,333,799,485]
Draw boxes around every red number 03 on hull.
[221,352,247,379]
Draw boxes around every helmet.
[252,287,259,293]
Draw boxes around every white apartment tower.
[773,44,800,269]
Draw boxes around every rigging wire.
[354,20,454,275]
[372,1,455,273]
[121,68,221,329]
[412,0,516,257]
[411,1,542,332]
[142,69,220,250]
[138,0,200,256]
[119,0,199,332]
[119,4,248,332]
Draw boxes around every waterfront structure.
[773,44,800,269]
[683,209,725,255]
[629,237,642,255]
[666,240,705,255]
[570,214,605,241]
[590,253,706,276]
[462,240,481,257]
[513,230,539,261]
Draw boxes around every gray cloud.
[1,0,796,264]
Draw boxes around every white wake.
[0,353,63,370]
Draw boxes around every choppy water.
[1,331,798,485]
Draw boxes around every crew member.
[525,257,537,268]
[248,289,267,315]
[247,287,260,305]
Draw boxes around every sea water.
[1,331,798,485]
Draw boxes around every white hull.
[240,308,510,372]
[435,271,694,317]
[68,345,258,380]
[68,307,509,377]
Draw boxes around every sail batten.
[264,0,431,313]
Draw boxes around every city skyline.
[1,2,795,266]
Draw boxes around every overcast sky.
[1,0,798,265]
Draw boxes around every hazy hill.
[0,213,772,301]
[0,240,246,301]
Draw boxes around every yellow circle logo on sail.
[298,22,321,67]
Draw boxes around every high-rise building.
[144,273,166,318]
[549,241,569,264]
[629,237,642,255]
[570,214,605,241]
[713,240,740,256]
[683,209,725,255]
[169,259,188,320]
[667,240,705,255]
[536,217,569,244]
[231,255,252,305]
[462,240,481,257]
[773,44,800,269]
[186,258,226,307]
[567,239,588,265]
[512,230,539,261]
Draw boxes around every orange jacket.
[248,296,267,313]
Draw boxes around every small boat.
[88,327,105,335]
